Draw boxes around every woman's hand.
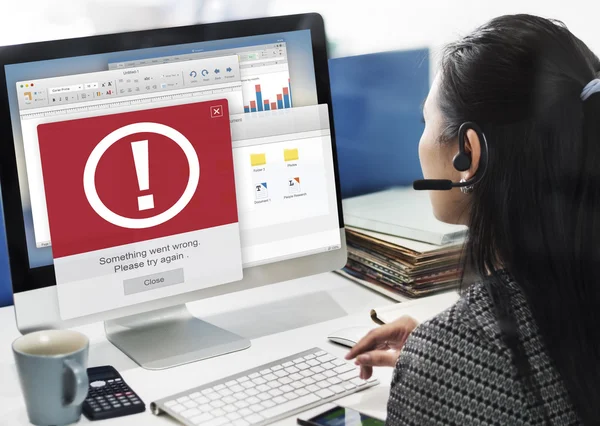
[345,316,419,380]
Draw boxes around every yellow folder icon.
[250,153,266,167]
[284,148,299,162]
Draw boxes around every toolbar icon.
[190,70,197,78]
[214,68,220,74]
[226,67,232,73]
[201,69,209,77]
[24,92,32,101]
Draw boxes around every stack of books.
[338,188,467,301]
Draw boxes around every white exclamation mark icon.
[131,140,154,211]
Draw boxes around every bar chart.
[242,72,293,113]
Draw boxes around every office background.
[0,0,594,306]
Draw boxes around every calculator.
[83,365,146,421]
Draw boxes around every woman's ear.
[462,129,481,180]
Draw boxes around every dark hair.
[438,14,600,424]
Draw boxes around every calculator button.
[114,403,122,408]
[93,408,101,412]
[133,401,142,405]
[115,378,122,382]
[90,380,106,388]
[108,379,114,383]
[123,402,131,406]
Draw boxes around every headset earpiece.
[453,152,471,172]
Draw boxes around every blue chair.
[0,185,13,307]
[329,48,430,198]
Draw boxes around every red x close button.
[210,105,223,118]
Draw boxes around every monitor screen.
[3,29,341,320]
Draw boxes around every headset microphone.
[413,121,488,191]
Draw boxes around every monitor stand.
[104,304,251,370]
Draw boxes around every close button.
[123,269,184,295]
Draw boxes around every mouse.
[327,326,374,348]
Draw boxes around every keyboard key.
[343,382,356,390]
[256,384,270,392]
[322,362,336,370]
[234,401,249,409]
[310,366,325,374]
[268,388,283,397]
[177,396,190,403]
[335,364,355,374]
[332,358,346,366]
[214,384,226,391]
[278,377,293,385]
[261,394,321,419]
[274,370,288,378]
[210,400,225,408]
[280,384,294,393]
[242,381,255,389]
[317,381,331,389]
[198,404,212,412]
[206,392,221,401]
[171,404,185,413]
[304,354,316,360]
[292,358,305,364]
[313,374,326,382]
[203,418,229,426]
[202,389,215,395]
[246,388,259,396]
[267,380,282,389]
[318,354,336,363]
[271,365,283,371]
[237,376,249,383]
[249,404,263,413]
[327,377,342,385]
[290,373,303,381]
[306,359,319,367]
[190,392,201,399]
[284,366,299,374]
[330,385,346,394]
[300,370,313,378]
[259,369,271,375]
[184,400,198,408]
[284,391,299,400]
[282,361,294,367]
[316,389,335,398]
[246,414,265,424]
[239,408,253,417]
[182,408,201,418]
[296,388,309,396]
[249,373,260,379]
[273,396,287,404]
[230,384,245,393]
[165,400,177,407]
[225,380,237,387]
[234,392,249,400]
[258,393,271,401]
[210,408,226,417]
[324,370,337,378]
[351,378,367,386]
[190,413,213,425]
[316,351,327,356]
[233,420,249,426]
[227,412,241,421]
[291,382,305,389]
[339,370,359,381]
[262,400,276,408]
[246,396,260,405]
[264,373,277,381]
[223,396,237,404]
[218,388,233,397]
[252,377,267,385]
[223,404,237,413]
[306,384,320,393]
[296,362,310,370]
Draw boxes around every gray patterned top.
[386,276,581,425]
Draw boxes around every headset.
[413,121,489,191]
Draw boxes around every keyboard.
[150,347,379,426]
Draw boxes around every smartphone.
[297,405,385,426]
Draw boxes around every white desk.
[0,272,447,425]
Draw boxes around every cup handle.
[63,358,89,407]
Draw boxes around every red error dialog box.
[38,100,243,320]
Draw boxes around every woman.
[347,14,600,425]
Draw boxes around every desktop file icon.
[255,182,268,200]
[284,148,299,162]
[251,153,266,167]
[288,177,301,194]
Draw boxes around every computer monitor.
[0,13,346,369]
